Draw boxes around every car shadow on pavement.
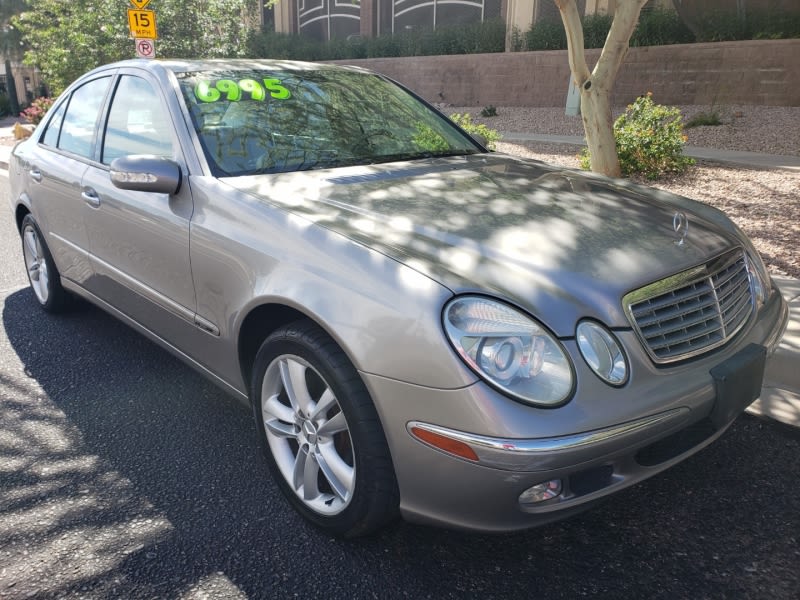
[2,289,800,599]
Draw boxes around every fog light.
[519,479,562,504]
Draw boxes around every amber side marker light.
[410,426,480,462]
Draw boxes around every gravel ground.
[449,105,800,279]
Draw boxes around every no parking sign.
[135,38,156,59]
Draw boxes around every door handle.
[81,188,101,208]
[29,168,43,183]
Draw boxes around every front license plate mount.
[709,343,767,429]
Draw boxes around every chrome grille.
[624,250,754,363]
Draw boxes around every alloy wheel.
[260,354,355,515]
[22,224,50,305]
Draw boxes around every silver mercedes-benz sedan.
[8,59,788,537]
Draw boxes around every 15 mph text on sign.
[128,9,157,39]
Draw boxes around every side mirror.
[109,155,182,194]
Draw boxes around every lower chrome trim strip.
[408,408,690,471]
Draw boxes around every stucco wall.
[331,39,800,106]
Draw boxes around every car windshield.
[176,68,482,176]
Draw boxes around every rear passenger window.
[41,101,66,147]
[57,76,112,159]
[102,76,175,164]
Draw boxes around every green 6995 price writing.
[195,78,291,103]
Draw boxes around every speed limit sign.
[135,38,156,59]
[128,9,157,39]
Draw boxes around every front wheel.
[20,214,71,313]
[251,320,399,537]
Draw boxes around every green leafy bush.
[582,13,613,48]
[0,94,11,118]
[749,10,800,39]
[247,19,506,61]
[480,105,497,117]
[524,9,696,52]
[412,123,451,153]
[509,26,527,52]
[631,8,695,46]
[525,20,567,50]
[580,93,694,179]
[685,111,722,128]
[448,113,501,151]
[692,9,800,42]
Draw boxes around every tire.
[20,214,71,313]
[251,320,399,537]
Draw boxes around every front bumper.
[362,286,788,532]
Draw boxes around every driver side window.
[102,75,175,164]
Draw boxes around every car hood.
[226,154,743,335]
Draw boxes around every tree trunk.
[554,0,648,177]
[5,59,20,117]
[580,84,619,176]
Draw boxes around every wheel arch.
[237,302,361,398]
[14,201,31,233]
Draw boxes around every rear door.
[20,75,113,286]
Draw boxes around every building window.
[298,0,361,41]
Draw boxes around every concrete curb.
[747,276,800,428]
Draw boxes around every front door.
[81,72,197,347]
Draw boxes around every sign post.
[565,77,581,117]
[127,0,157,59]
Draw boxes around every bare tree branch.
[554,0,591,85]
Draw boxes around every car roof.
[89,58,372,77]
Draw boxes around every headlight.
[731,223,772,308]
[576,321,628,386]
[443,296,574,407]
[745,250,771,309]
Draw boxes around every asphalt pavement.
[1,135,799,599]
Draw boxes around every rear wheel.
[251,320,399,537]
[20,214,71,313]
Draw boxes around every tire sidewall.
[20,214,67,313]
[251,323,395,537]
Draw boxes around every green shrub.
[0,94,10,118]
[509,26,527,52]
[582,13,613,48]
[685,111,722,128]
[692,9,800,42]
[480,105,497,117]
[580,93,694,179]
[525,20,567,50]
[413,123,451,153]
[631,8,695,46]
[693,11,749,42]
[247,19,506,61]
[449,113,501,151]
[749,10,800,39]
[524,10,692,51]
